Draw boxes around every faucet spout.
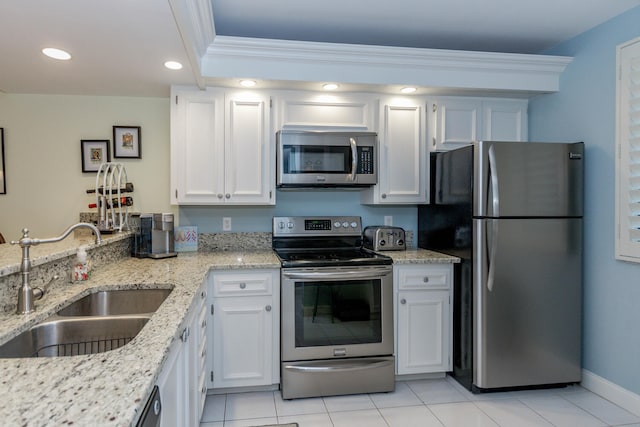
[10,223,102,314]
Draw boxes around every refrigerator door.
[473,217,582,390]
[474,141,584,218]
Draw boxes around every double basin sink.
[0,288,172,358]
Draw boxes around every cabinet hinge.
[175,95,178,105]
[211,371,214,382]
[269,190,272,199]
[270,98,273,108]
[211,304,214,315]
[432,103,437,113]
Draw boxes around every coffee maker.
[134,213,177,259]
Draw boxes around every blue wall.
[179,190,418,233]
[529,6,640,394]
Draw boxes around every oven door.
[281,265,393,362]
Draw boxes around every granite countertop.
[0,242,457,426]
[0,250,280,427]
[384,248,460,264]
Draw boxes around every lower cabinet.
[207,269,280,389]
[394,264,453,375]
[156,282,207,427]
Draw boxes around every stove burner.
[274,248,392,268]
[272,216,392,268]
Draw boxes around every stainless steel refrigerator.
[418,141,583,392]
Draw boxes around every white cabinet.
[482,99,528,142]
[361,97,427,204]
[275,91,376,130]
[394,264,453,375]
[430,97,527,151]
[157,282,207,427]
[207,269,280,389]
[170,86,274,205]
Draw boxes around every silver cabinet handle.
[265,305,272,312]
[423,277,429,283]
[225,193,231,199]
[201,290,206,299]
[217,193,223,199]
[400,298,407,304]
[381,193,387,199]
[239,282,246,289]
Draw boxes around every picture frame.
[0,128,5,194]
[81,140,110,173]
[113,126,141,158]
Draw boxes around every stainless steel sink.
[0,288,173,358]
[0,315,150,358]
[57,288,172,316]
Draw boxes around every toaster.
[363,226,406,251]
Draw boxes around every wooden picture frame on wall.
[113,125,141,158]
[0,128,5,194]
[81,139,110,173]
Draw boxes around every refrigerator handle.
[488,145,499,217]
[486,219,498,291]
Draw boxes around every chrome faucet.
[11,223,102,314]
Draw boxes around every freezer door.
[473,218,582,390]
[474,141,583,217]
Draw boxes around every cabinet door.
[188,287,208,427]
[396,290,451,375]
[224,91,274,205]
[157,334,187,427]
[171,86,225,204]
[433,98,481,151]
[362,100,427,204]
[212,295,274,388]
[275,91,375,130]
[482,100,528,141]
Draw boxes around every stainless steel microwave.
[276,130,378,188]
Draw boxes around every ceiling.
[0,0,639,97]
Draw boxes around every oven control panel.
[273,216,362,237]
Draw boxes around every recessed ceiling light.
[42,48,71,60]
[323,83,339,91]
[164,61,183,70]
[401,87,417,94]
[240,80,257,87]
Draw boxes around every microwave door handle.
[348,137,358,181]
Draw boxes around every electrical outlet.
[384,216,393,226]
[223,217,232,231]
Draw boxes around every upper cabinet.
[430,97,528,151]
[171,86,274,205]
[274,92,376,130]
[361,97,427,205]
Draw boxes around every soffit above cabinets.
[170,0,573,97]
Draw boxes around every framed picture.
[0,128,5,194]
[113,125,141,158]
[81,140,110,173]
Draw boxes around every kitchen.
[1,1,640,426]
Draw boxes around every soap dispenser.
[73,245,90,282]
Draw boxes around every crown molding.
[201,36,572,94]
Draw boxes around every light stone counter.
[383,248,460,264]
[0,250,280,427]
[0,234,456,427]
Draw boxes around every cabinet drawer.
[396,265,451,291]
[211,271,274,296]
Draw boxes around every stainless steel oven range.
[273,216,395,399]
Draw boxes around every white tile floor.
[199,376,640,427]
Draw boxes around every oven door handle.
[283,269,391,281]
[283,358,393,373]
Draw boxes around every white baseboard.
[581,369,640,417]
